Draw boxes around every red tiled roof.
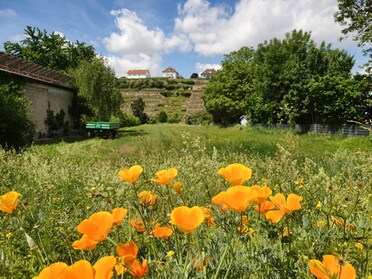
[162,66,176,73]
[127,69,149,74]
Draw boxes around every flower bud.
[173,182,182,194]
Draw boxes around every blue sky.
[0,0,369,78]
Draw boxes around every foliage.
[0,73,35,149]
[157,111,168,123]
[334,0,372,53]
[185,111,213,125]
[0,124,370,278]
[68,94,92,129]
[45,103,69,136]
[69,57,123,122]
[116,78,166,90]
[131,97,148,124]
[3,26,95,72]
[204,30,371,125]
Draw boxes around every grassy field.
[0,124,371,278]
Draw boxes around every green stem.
[213,242,229,279]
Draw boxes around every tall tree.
[3,26,95,72]
[203,30,370,125]
[70,57,122,121]
[334,0,371,52]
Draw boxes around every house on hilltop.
[162,66,179,79]
[127,69,150,79]
[200,68,217,78]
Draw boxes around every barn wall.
[22,81,74,136]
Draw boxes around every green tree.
[0,73,35,149]
[70,57,122,121]
[334,0,371,52]
[131,97,148,124]
[3,26,95,72]
[203,47,255,124]
[204,30,370,125]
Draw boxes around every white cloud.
[175,0,356,56]
[103,9,192,54]
[9,33,26,42]
[0,9,17,18]
[195,63,222,74]
[105,53,163,78]
[103,8,192,77]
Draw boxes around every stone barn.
[0,52,75,137]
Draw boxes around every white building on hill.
[127,69,150,79]
[162,66,179,79]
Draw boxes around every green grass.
[0,124,371,278]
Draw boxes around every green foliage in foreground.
[0,124,371,278]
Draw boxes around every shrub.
[0,74,35,149]
[158,111,168,123]
[186,111,213,125]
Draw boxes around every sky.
[0,0,369,78]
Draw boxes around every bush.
[167,112,183,123]
[117,112,141,127]
[0,74,35,149]
[186,111,213,125]
[158,111,168,123]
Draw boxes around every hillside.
[117,78,208,120]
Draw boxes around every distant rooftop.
[201,68,217,75]
[0,52,72,87]
[127,69,149,74]
[162,66,177,73]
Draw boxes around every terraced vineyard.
[120,79,208,119]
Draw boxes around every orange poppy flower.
[265,210,286,224]
[269,193,302,213]
[72,235,99,251]
[253,200,275,215]
[118,165,143,184]
[316,221,327,227]
[116,241,138,258]
[32,262,68,279]
[151,168,178,185]
[331,216,356,230]
[212,186,258,213]
[130,220,146,232]
[250,185,272,204]
[77,211,114,241]
[217,163,252,186]
[211,192,228,213]
[111,208,128,226]
[152,223,173,239]
[138,191,158,205]
[308,255,356,279]
[0,191,22,213]
[128,259,149,278]
[200,206,216,226]
[33,256,116,279]
[173,182,182,193]
[170,206,204,234]
[192,256,209,272]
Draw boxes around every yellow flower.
[217,163,252,186]
[355,243,364,250]
[308,255,356,279]
[316,201,322,208]
[295,178,304,184]
[118,165,143,184]
[0,191,22,213]
[138,191,158,206]
[151,168,178,185]
[166,251,175,257]
[170,206,204,234]
[6,232,12,239]
[173,182,182,193]
[212,186,258,213]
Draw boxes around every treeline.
[203,30,371,125]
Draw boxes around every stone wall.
[22,81,74,136]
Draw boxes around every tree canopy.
[334,0,371,53]
[69,57,123,122]
[203,30,371,125]
[3,26,95,72]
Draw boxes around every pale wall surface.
[23,81,74,136]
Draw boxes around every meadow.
[0,124,371,278]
